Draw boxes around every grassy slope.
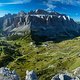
[0,36,80,80]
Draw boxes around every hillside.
[0,35,79,80]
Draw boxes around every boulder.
[0,67,20,80]
[73,67,80,75]
[51,73,79,80]
[25,70,38,80]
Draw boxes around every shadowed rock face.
[0,9,80,42]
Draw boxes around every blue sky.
[0,0,80,21]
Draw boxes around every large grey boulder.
[51,73,80,80]
[51,73,79,80]
[0,67,20,80]
[51,73,72,80]
[25,70,38,80]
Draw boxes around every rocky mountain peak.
[17,11,26,17]
[28,9,66,16]
[3,13,16,19]
[35,9,49,14]
[28,9,49,15]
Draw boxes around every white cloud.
[0,0,31,6]
[52,0,80,6]
[44,0,80,11]
[44,0,57,11]
[46,4,56,11]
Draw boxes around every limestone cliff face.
[1,9,80,41]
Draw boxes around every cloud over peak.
[43,0,80,11]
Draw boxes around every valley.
[0,35,80,80]
[0,9,80,80]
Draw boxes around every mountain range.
[1,9,80,42]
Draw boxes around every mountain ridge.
[0,9,80,42]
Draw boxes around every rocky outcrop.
[0,67,20,80]
[51,67,80,80]
[51,73,79,80]
[24,69,80,80]
[25,70,38,80]
[73,67,80,79]
[0,67,80,80]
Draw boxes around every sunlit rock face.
[1,9,80,41]
[0,67,20,80]
[25,70,38,80]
